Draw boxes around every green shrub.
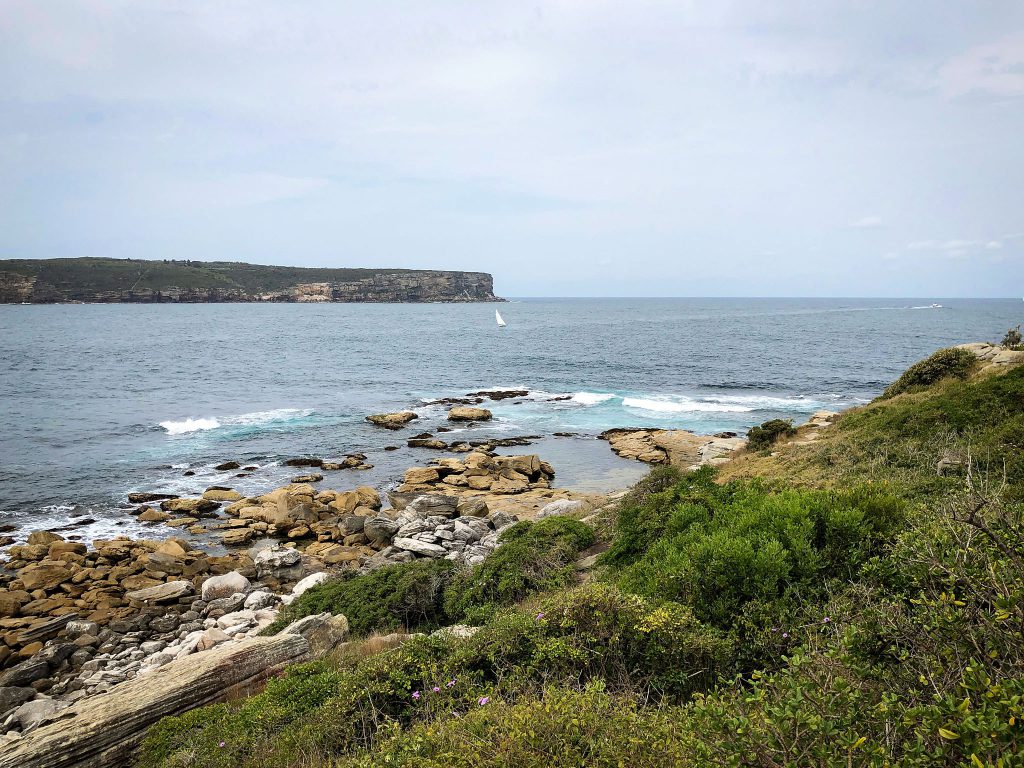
[443,517,595,623]
[746,418,797,450]
[611,479,903,629]
[881,346,976,399]
[263,558,457,636]
[137,584,728,767]
[1002,324,1023,349]
[601,465,723,568]
[338,687,695,768]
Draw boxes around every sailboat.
[495,309,507,327]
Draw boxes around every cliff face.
[0,260,502,303]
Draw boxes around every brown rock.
[161,497,220,514]
[366,411,419,429]
[404,467,441,485]
[203,488,243,502]
[447,406,493,422]
[27,532,63,547]
[18,563,73,591]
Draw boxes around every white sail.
[495,309,507,327]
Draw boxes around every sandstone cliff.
[0,259,502,304]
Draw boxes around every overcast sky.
[1,2,1022,297]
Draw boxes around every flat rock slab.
[0,633,309,768]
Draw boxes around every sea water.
[0,297,1018,542]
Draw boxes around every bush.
[746,418,797,450]
[881,346,976,399]
[338,687,695,768]
[611,479,903,629]
[601,465,721,568]
[443,517,595,623]
[1003,324,1023,349]
[137,584,729,767]
[263,558,457,636]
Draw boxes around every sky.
[1,1,1022,297]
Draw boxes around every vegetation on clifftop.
[138,348,1024,767]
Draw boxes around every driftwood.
[0,634,309,768]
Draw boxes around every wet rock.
[127,492,178,504]
[203,488,243,502]
[447,406,493,422]
[284,457,324,468]
[289,473,323,484]
[366,411,418,429]
[214,461,242,471]
[160,498,221,515]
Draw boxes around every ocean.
[0,297,1019,544]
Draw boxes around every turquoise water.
[0,297,1019,541]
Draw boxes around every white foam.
[571,392,617,406]
[159,417,220,435]
[224,408,313,426]
[622,397,754,414]
[158,408,314,435]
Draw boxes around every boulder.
[292,572,330,598]
[457,497,489,517]
[202,488,243,502]
[366,411,419,429]
[0,685,35,713]
[137,508,170,523]
[26,531,64,546]
[537,499,588,518]
[403,467,441,485]
[125,580,194,605]
[0,657,50,688]
[18,563,73,591]
[196,627,231,651]
[243,591,277,611]
[392,537,448,558]
[15,698,64,731]
[201,571,250,602]
[289,473,323,484]
[253,547,301,579]
[160,498,220,515]
[364,516,399,544]
[214,461,241,471]
[280,613,349,656]
[447,406,493,422]
[490,511,519,530]
[406,494,459,518]
[127,492,178,504]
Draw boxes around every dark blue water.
[1,298,1019,542]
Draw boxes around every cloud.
[904,237,1019,259]
[938,32,1024,98]
[850,215,884,229]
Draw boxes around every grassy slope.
[136,351,1024,768]
[719,361,1024,500]
[0,258,432,299]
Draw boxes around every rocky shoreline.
[0,396,762,756]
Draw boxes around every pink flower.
[823,616,831,623]
[478,696,490,706]
[782,632,789,639]
[535,612,545,620]
[432,686,441,693]
[412,690,421,700]
[218,742,225,748]
[446,679,456,688]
